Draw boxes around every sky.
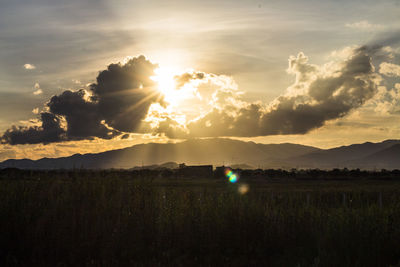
[1,0,400,160]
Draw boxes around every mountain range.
[0,138,399,170]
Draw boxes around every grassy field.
[1,173,400,266]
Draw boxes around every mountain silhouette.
[0,138,399,170]
[290,139,400,168]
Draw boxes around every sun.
[151,66,185,106]
[152,67,176,95]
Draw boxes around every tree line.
[1,167,400,180]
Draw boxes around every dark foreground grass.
[1,175,400,266]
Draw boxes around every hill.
[1,138,400,170]
[0,138,318,169]
[290,139,400,169]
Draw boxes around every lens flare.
[225,169,238,183]
[238,184,249,194]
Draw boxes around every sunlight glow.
[153,67,176,95]
[151,66,182,106]
[151,65,202,109]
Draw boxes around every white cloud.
[368,84,400,115]
[23,63,36,70]
[33,82,43,95]
[379,62,400,77]
[345,20,384,31]
[33,89,43,95]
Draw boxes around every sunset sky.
[1,0,400,160]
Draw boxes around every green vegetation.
[0,171,400,266]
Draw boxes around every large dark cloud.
[48,89,113,140]
[258,47,379,135]
[1,112,66,145]
[1,56,163,144]
[92,56,163,132]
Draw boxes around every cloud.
[47,89,117,140]
[23,63,36,70]
[2,56,164,145]
[90,56,164,132]
[250,47,380,135]
[1,113,66,145]
[33,82,43,95]
[174,71,205,88]
[33,89,43,95]
[172,70,242,109]
[0,46,388,144]
[370,84,400,114]
[345,20,384,31]
[0,149,16,161]
[379,62,400,77]
[32,108,39,114]
[154,46,382,138]
[363,30,400,52]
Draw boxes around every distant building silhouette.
[215,166,228,178]
[177,163,213,177]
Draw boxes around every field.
[1,171,400,266]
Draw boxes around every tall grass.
[0,175,399,266]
